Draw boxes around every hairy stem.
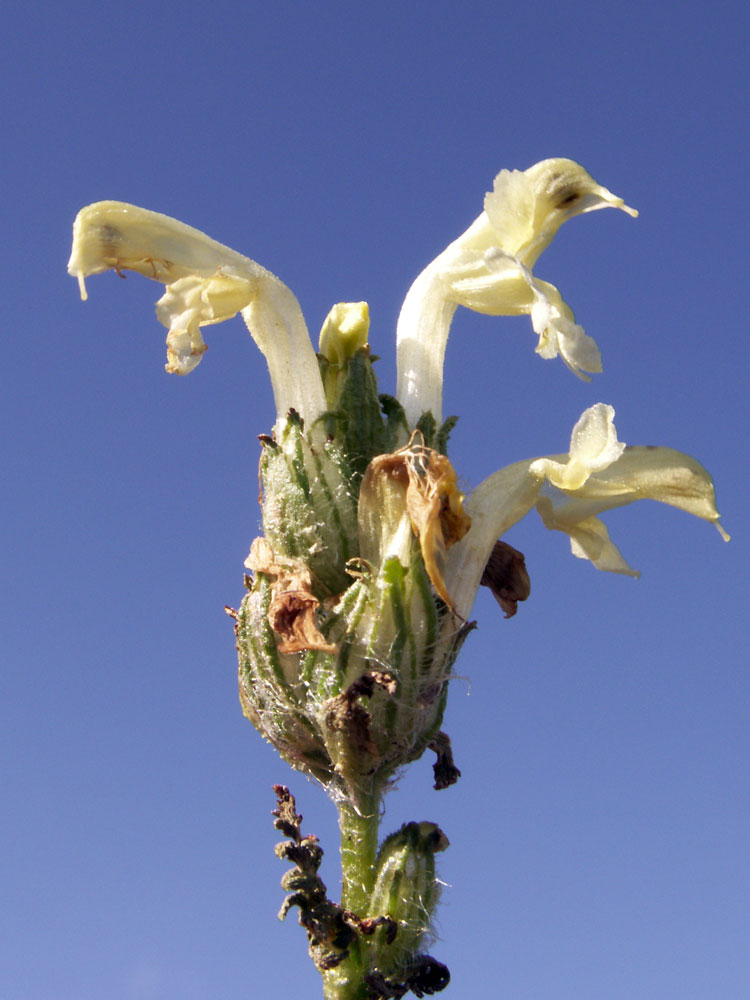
[338,791,381,914]
[321,789,382,1000]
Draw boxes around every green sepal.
[377,399,458,454]
[379,394,410,451]
[414,412,459,454]
[435,415,458,455]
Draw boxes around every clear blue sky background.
[2,2,747,998]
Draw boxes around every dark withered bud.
[480,539,531,618]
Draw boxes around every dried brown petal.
[246,538,337,653]
[428,731,462,790]
[404,450,470,608]
[361,441,471,610]
[480,540,531,618]
[324,672,397,762]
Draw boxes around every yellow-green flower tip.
[318,301,370,364]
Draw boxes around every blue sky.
[2,2,747,998]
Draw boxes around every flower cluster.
[68,160,726,623]
[69,159,727,997]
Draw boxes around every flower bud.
[366,821,449,973]
[318,302,372,424]
[316,304,394,485]
[319,302,370,365]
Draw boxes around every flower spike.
[396,159,637,425]
[68,165,726,1000]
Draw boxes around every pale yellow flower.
[68,201,326,427]
[396,159,637,425]
[445,404,727,616]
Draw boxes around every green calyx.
[259,410,358,595]
[237,314,468,804]
[235,546,469,806]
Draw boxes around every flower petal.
[536,497,639,577]
[156,276,216,374]
[482,169,537,256]
[245,538,337,654]
[530,404,625,490]
[480,540,531,617]
[448,407,727,612]
[534,443,728,574]
[482,250,603,379]
[445,459,544,618]
[448,248,536,315]
[545,445,729,529]
[318,302,370,363]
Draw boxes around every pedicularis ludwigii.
[69,159,727,999]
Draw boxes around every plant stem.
[321,787,382,1000]
[338,791,380,913]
